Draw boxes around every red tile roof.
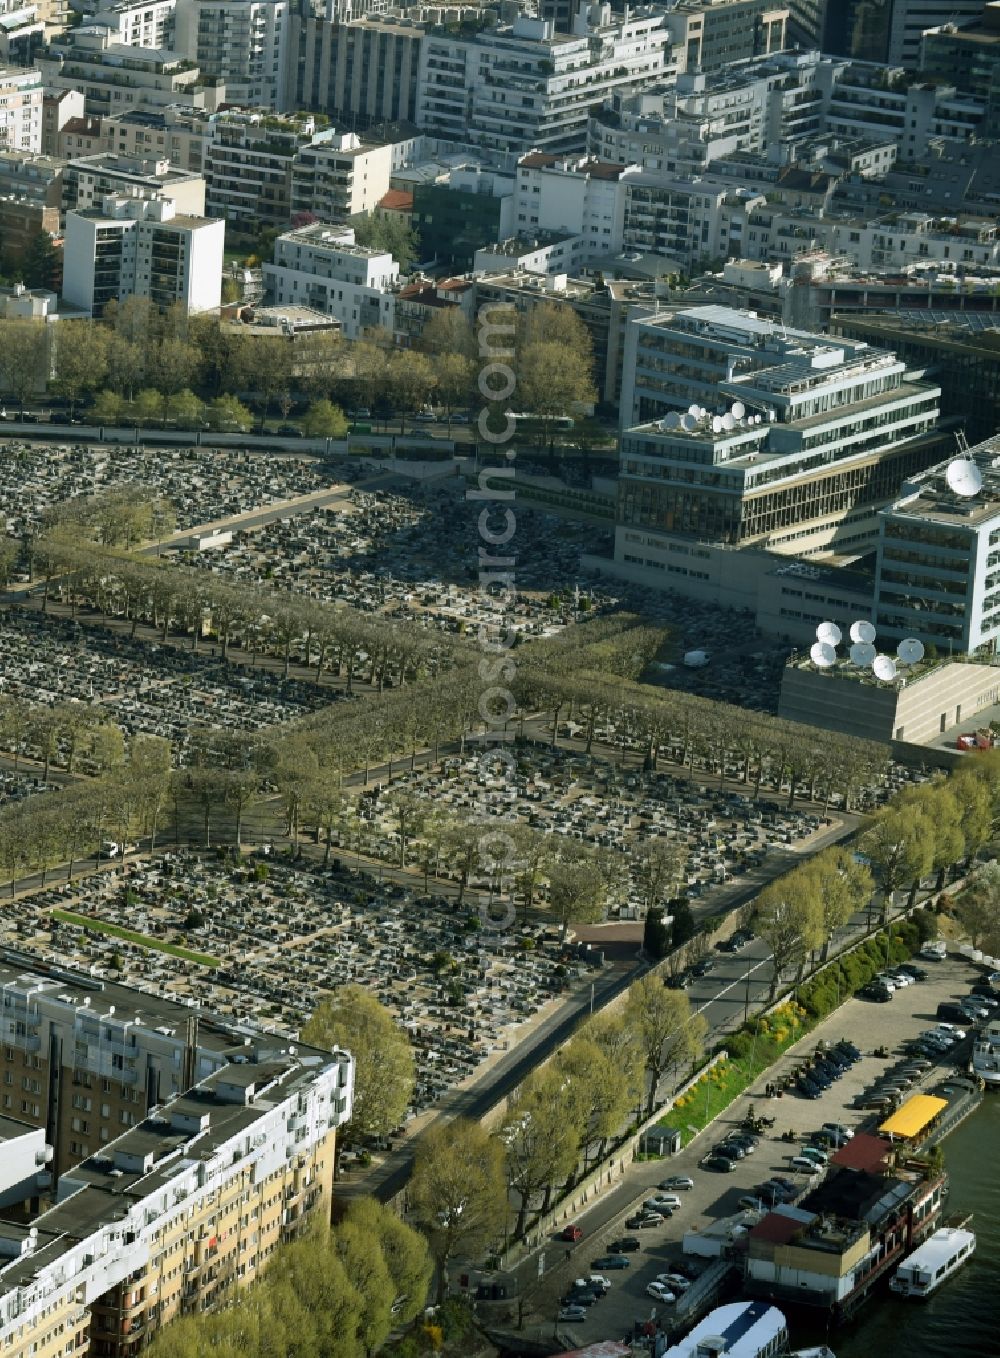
[379,189,413,211]
[831,1133,892,1173]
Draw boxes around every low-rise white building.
[91,0,177,48]
[291,129,393,222]
[513,153,628,260]
[263,222,397,338]
[63,192,224,315]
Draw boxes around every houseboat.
[889,1226,976,1298]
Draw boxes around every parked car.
[791,1156,824,1174]
[578,1274,611,1295]
[646,1282,676,1304]
[898,964,928,981]
[563,1288,599,1308]
[625,1213,663,1229]
[558,1305,587,1322]
[739,1195,765,1211]
[822,1122,855,1140]
[645,1194,683,1211]
[835,1040,862,1061]
[936,1004,970,1026]
[609,1237,641,1253]
[797,1077,822,1099]
[592,1255,630,1270]
[713,1142,744,1160]
[656,1273,692,1292]
[798,1146,829,1166]
[691,958,715,977]
[703,1155,738,1172]
[658,1175,694,1191]
[559,1225,583,1242]
[770,1176,797,1192]
[859,984,892,1003]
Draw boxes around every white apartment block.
[66,151,207,214]
[291,130,393,222]
[91,0,177,48]
[0,1047,352,1358]
[416,7,670,155]
[737,202,1000,275]
[175,0,289,109]
[821,61,984,157]
[39,26,225,115]
[0,67,42,156]
[513,153,627,261]
[264,222,398,339]
[63,193,224,315]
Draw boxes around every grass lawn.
[51,909,220,968]
[663,1002,808,1145]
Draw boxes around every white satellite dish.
[810,641,837,668]
[872,654,897,682]
[849,642,876,667]
[722,412,735,431]
[850,619,876,645]
[711,415,723,433]
[731,401,745,420]
[897,637,925,665]
[681,413,696,432]
[816,621,842,646]
[946,457,983,497]
[664,411,681,430]
[688,403,701,419]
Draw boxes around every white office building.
[63,193,224,316]
[174,0,290,109]
[615,304,946,566]
[263,222,398,339]
[0,66,42,155]
[874,438,1000,654]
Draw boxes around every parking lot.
[525,948,983,1344]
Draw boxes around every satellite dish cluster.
[658,399,776,436]
[808,619,924,683]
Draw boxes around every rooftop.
[878,1093,949,1141]
[889,437,1000,530]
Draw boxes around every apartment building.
[174,0,289,109]
[0,1041,352,1358]
[90,0,178,48]
[0,2,43,66]
[41,87,83,156]
[416,8,670,155]
[63,193,224,315]
[0,955,275,1178]
[821,61,984,155]
[0,66,43,156]
[64,151,205,215]
[264,222,398,338]
[664,0,788,74]
[38,26,225,116]
[291,130,393,223]
[888,0,985,67]
[513,153,627,261]
[873,438,1000,653]
[289,12,423,128]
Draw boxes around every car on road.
[791,1156,824,1174]
[558,1305,587,1322]
[559,1225,583,1242]
[592,1255,630,1270]
[691,958,715,977]
[626,1212,664,1229]
[658,1175,694,1191]
[609,1237,641,1252]
[703,1155,739,1172]
[646,1282,676,1304]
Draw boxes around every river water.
[796,1096,1000,1358]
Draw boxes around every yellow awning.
[878,1093,948,1139]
